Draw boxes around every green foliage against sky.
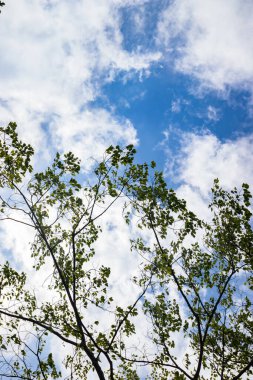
[0,123,252,380]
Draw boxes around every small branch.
[106,280,150,354]
[72,232,76,305]
[0,309,77,347]
[232,358,253,380]
[0,217,36,228]
[193,270,235,380]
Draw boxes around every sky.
[0,0,253,202]
[0,0,253,377]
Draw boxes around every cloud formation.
[0,2,252,377]
[157,0,253,92]
[0,0,160,159]
[163,129,253,217]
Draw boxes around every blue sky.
[0,0,252,213]
[93,66,252,168]
[0,0,252,198]
[0,0,252,265]
[0,1,253,378]
[0,0,252,248]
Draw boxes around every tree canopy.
[0,123,252,379]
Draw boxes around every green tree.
[0,123,252,379]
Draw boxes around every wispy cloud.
[207,105,220,121]
[171,99,181,113]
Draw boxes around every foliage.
[0,123,252,379]
[0,2,5,13]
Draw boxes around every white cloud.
[0,1,252,377]
[49,108,138,170]
[157,0,253,92]
[0,0,160,157]
[207,105,220,121]
[164,130,253,215]
[178,133,253,192]
[171,99,181,113]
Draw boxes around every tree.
[0,122,252,379]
